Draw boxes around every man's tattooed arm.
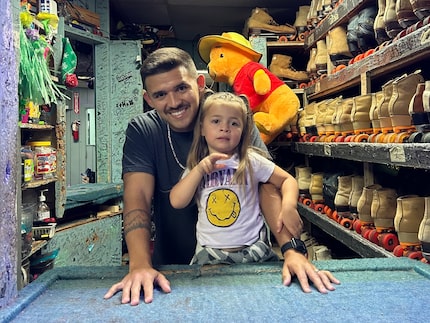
[123,209,152,237]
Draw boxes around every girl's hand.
[199,153,229,174]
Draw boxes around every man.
[104,47,339,306]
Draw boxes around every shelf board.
[298,204,394,258]
[292,142,430,169]
[306,22,430,99]
[19,123,55,130]
[64,25,108,45]
[304,0,371,49]
[22,178,57,189]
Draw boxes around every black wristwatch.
[280,238,307,255]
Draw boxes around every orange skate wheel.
[406,250,423,260]
[368,229,380,244]
[303,198,313,207]
[393,245,404,257]
[309,135,319,142]
[384,132,397,143]
[368,133,379,143]
[380,233,399,251]
[353,219,362,234]
[278,35,288,42]
[361,227,372,239]
[395,132,410,143]
[340,217,353,229]
[354,133,369,142]
[335,135,345,142]
[331,210,339,222]
[314,203,325,213]
[344,135,355,142]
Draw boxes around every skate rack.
[304,0,373,50]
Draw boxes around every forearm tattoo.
[123,208,152,237]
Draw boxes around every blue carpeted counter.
[2,258,429,322]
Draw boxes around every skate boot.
[356,6,378,53]
[374,0,391,45]
[384,0,403,38]
[375,78,397,143]
[297,109,308,141]
[347,14,361,57]
[408,83,430,143]
[294,5,311,40]
[327,26,353,67]
[418,196,430,263]
[315,39,328,75]
[393,195,425,259]
[351,93,375,142]
[368,90,384,142]
[349,175,365,231]
[388,70,424,142]
[315,99,334,141]
[296,165,312,203]
[246,7,296,38]
[323,172,342,218]
[301,102,318,141]
[334,175,353,228]
[337,97,355,141]
[423,80,430,124]
[357,184,382,236]
[307,0,319,30]
[324,96,342,142]
[306,47,318,82]
[410,0,430,20]
[269,54,309,82]
[309,172,325,212]
[396,0,420,28]
[370,187,399,251]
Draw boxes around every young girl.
[170,92,300,265]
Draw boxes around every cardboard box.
[61,1,100,27]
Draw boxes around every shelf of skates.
[303,0,430,100]
[295,169,430,262]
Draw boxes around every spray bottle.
[37,189,50,221]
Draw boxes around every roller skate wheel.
[380,233,399,251]
[393,245,404,257]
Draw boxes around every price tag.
[324,145,331,156]
[389,146,406,163]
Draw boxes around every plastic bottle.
[37,189,50,221]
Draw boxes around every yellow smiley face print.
[205,189,241,227]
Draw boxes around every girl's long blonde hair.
[186,92,267,186]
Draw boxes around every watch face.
[292,238,307,254]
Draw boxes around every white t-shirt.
[190,151,275,248]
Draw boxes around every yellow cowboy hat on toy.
[198,32,262,64]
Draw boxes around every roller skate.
[309,172,326,213]
[293,5,310,41]
[369,187,399,252]
[384,0,403,39]
[323,172,342,219]
[368,91,384,142]
[356,6,378,54]
[303,102,319,142]
[410,0,430,20]
[418,197,430,264]
[393,195,425,259]
[408,82,430,143]
[327,26,353,68]
[323,96,342,142]
[375,78,397,143]
[336,98,355,142]
[356,184,382,236]
[334,175,353,228]
[396,0,420,29]
[245,7,297,40]
[315,39,328,76]
[269,54,309,83]
[350,93,375,142]
[296,165,312,204]
[388,70,425,143]
[374,0,391,45]
[348,175,365,229]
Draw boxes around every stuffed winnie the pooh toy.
[198,32,300,144]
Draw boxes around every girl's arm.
[170,153,228,209]
[267,166,300,235]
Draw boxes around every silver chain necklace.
[167,124,186,170]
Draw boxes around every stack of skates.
[296,164,430,263]
[296,69,430,143]
[301,0,430,87]
[243,7,310,88]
